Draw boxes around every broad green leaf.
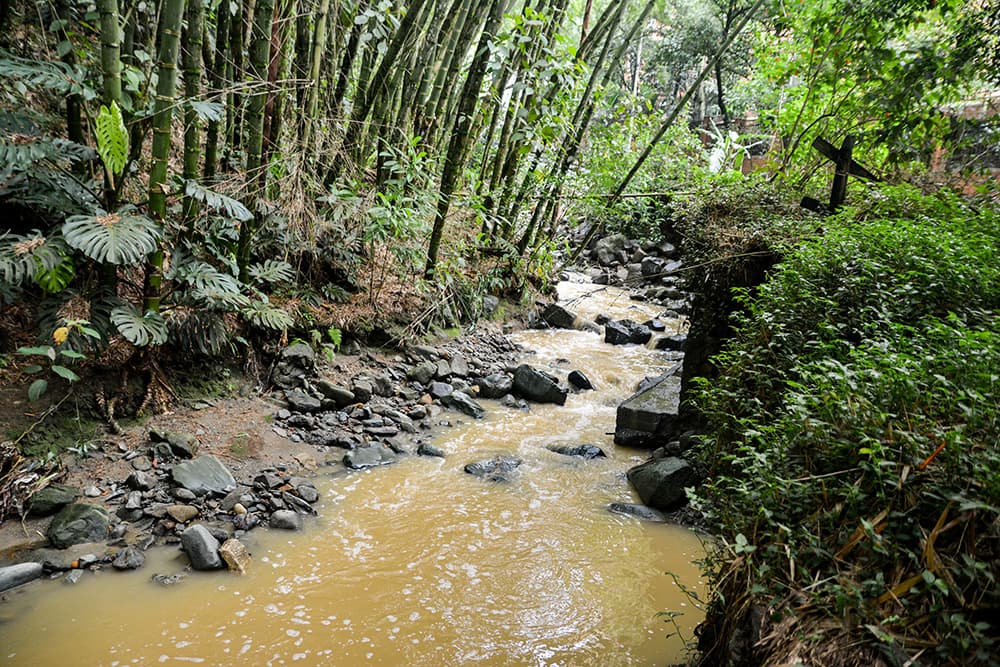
[96,101,129,178]
[111,303,168,346]
[59,349,86,359]
[183,181,253,222]
[17,345,55,358]
[28,378,48,401]
[51,365,80,382]
[62,213,161,265]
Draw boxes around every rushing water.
[1,280,705,666]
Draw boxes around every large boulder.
[464,455,522,483]
[594,233,627,267]
[180,525,223,570]
[626,457,694,510]
[27,483,79,517]
[540,303,578,329]
[170,455,237,496]
[0,562,43,592]
[270,343,315,389]
[614,371,682,447]
[315,380,355,407]
[47,503,110,548]
[604,319,652,346]
[512,365,567,405]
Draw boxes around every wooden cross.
[801,135,879,214]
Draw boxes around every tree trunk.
[236,0,274,281]
[181,0,204,224]
[97,0,122,105]
[144,0,186,314]
[424,0,509,279]
[302,0,332,147]
[203,6,230,180]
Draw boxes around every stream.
[1,279,706,666]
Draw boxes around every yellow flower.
[53,326,70,345]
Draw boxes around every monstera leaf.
[242,299,294,331]
[62,211,161,265]
[0,231,70,286]
[183,181,253,221]
[248,259,294,285]
[111,303,168,346]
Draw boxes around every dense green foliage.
[692,184,1000,664]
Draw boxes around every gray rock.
[441,391,486,419]
[271,343,315,389]
[641,256,665,278]
[595,233,627,266]
[27,484,79,517]
[152,572,187,586]
[126,470,156,491]
[407,345,439,360]
[344,444,397,469]
[294,485,320,504]
[64,569,84,584]
[626,457,694,510]
[608,502,667,523]
[112,545,146,570]
[512,364,567,405]
[464,455,522,483]
[417,443,445,458]
[130,455,152,471]
[434,359,451,379]
[476,373,513,399]
[315,380,356,407]
[0,562,43,592]
[351,378,373,403]
[270,510,302,530]
[654,334,687,352]
[449,354,470,377]
[429,381,454,399]
[604,319,651,346]
[285,388,322,413]
[124,490,143,510]
[482,295,500,315]
[407,361,438,385]
[540,303,578,329]
[547,444,606,459]
[149,429,198,458]
[180,525,223,570]
[47,503,110,548]
[614,370,682,447]
[567,370,593,391]
[170,455,237,496]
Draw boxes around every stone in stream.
[152,572,187,586]
[344,444,397,469]
[512,364,568,405]
[475,373,513,399]
[614,369,682,447]
[170,455,237,496]
[547,444,607,460]
[417,443,446,458]
[112,545,146,570]
[270,509,302,531]
[626,457,695,510]
[540,303,579,329]
[220,538,252,574]
[654,334,687,352]
[607,502,667,523]
[567,370,593,391]
[464,455,523,483]
[429,381,454,399]
[604,319,652,346]
[26,483,79,517]
[0,562,43,593]
[47,503,110,548]
[441,391,486,419]
[180,525,223,570]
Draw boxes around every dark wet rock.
[540,303,578,329]
[126,471,156,491]
[315,380,356,407]
[270,509,302,530]
[112,545,146,570]
[513,364,567,405]
[547,444,606,459]
[124,490,143,511]
[285,388,322,413]
[417,443,445,458]
[476,373,513,399]
[567,370,593,391]
[441,391,485,419]
[365,424,400,438]
[27,484,79,517]
[172,487,197,502]
[604,319,651,346]
[407,405,428,420]
[350,377,373,403]
[407,345,439,360]
[293,484,320,504]
[654,334,687,352]
[149,429,198,458]
[499,395,528,410]
[170,455,237,496]
[271,343,315,389]
[595,233,627,266]
[450,354,470,377]
[429,381,454,399]
[607,502,667,523]
[282,491,316,515]
[615,370,682,447]
[344,444,397,469]
[407,360,438,385]
[626,457,694,510]
[645,319,666,332]
[381,408,417,433]
[255,472,284,489]
[180,525,223,570]
[464,455,523,482]
[641,256,665,278]
[435,359,452,379]
[47,503,110,548]
[0,562,43,592]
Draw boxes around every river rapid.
[1,279,705,666]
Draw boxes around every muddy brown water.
[1,280,706,666]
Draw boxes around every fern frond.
[111,303,168,346]
[183,181,253,221]
[248,259,294,285]
[62,212,161,265]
